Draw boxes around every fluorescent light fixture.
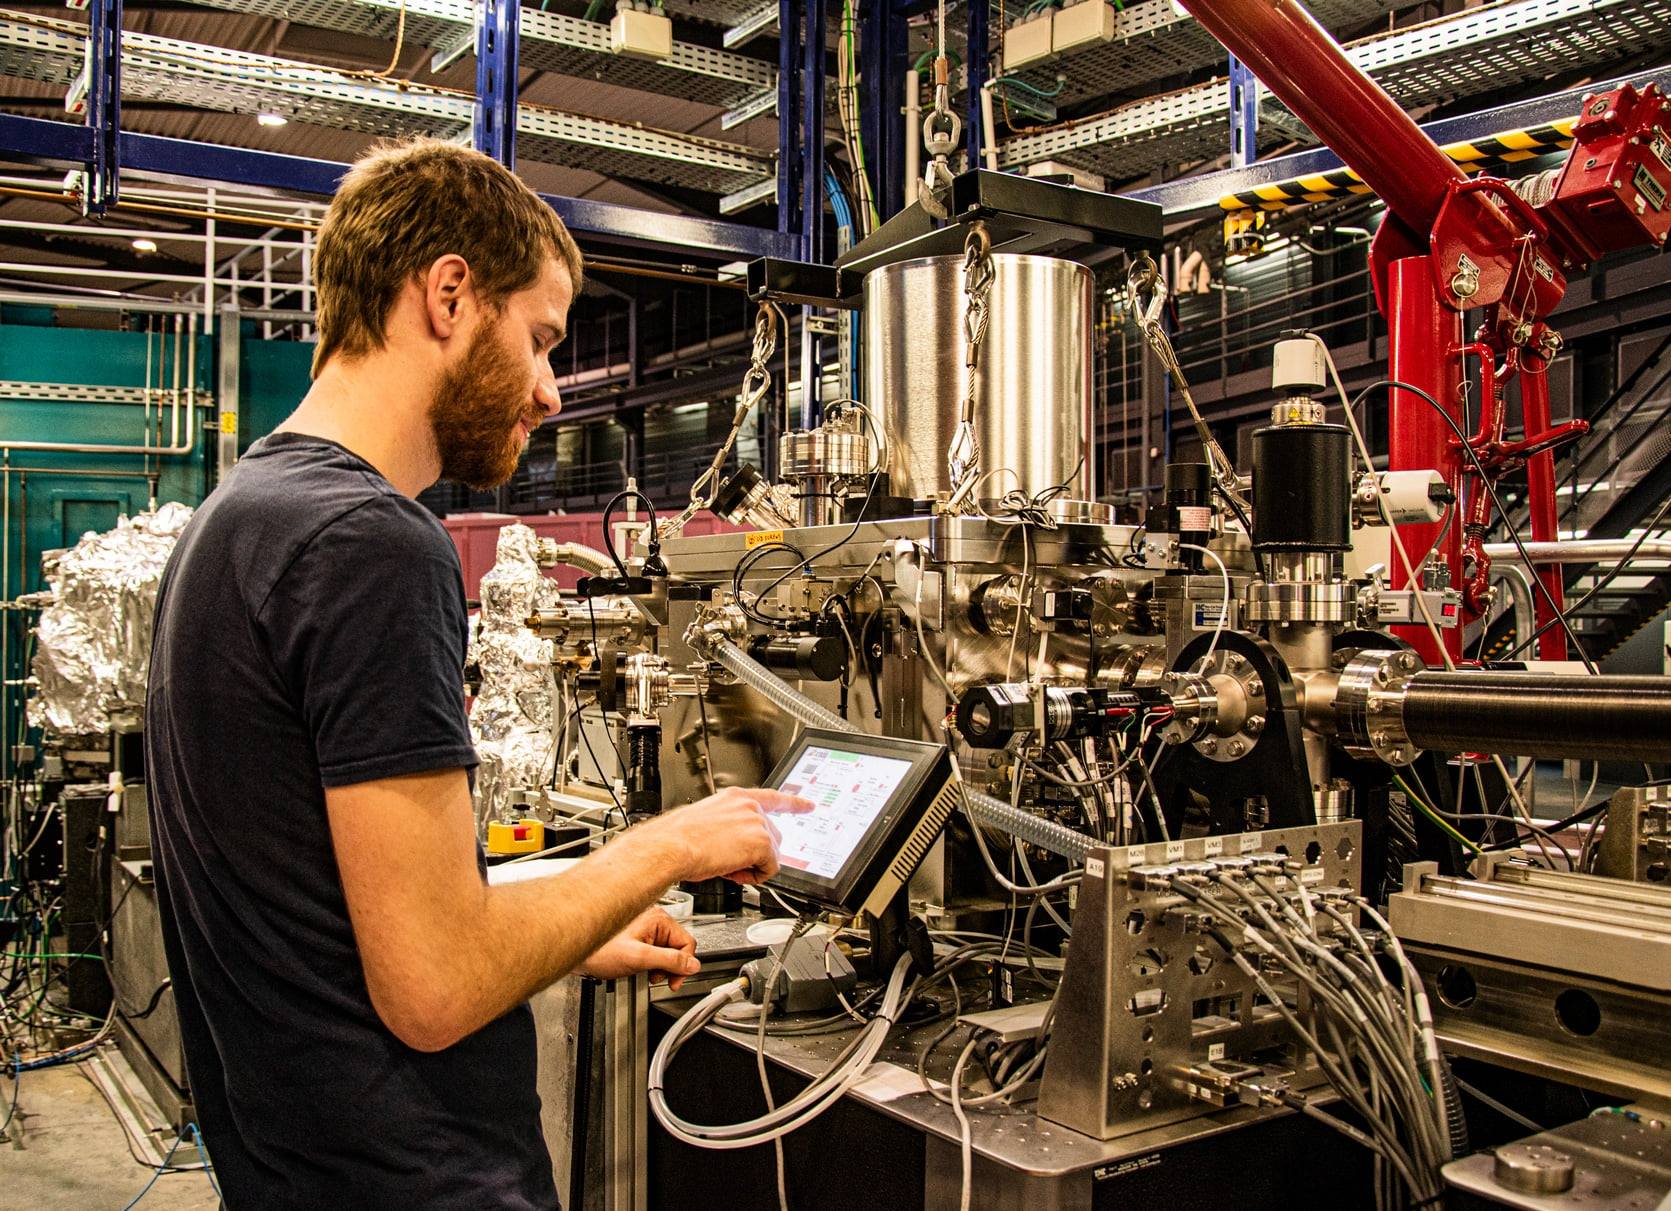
[256,112,288,127]
[131,237,158,253]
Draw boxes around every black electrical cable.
[584,599,627,827]
[1215,487,1267,581]
[600,489,665,578]
[732,541,806,626]
[1348,380,1594,673]
[749,472,881,604]
[1502,490,1671,662]
[1479,797,1609,852]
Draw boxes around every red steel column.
[1519,366,1569,660]
[1387,256,1464,664]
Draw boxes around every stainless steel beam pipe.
[1400,671,1671,762]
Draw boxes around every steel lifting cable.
[662,303,779,538]
[946,222,994,511]
[1126,252,1249,513]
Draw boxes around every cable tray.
[1000,0,1671,186]
[180,0,774,109]
[0,9,776,195]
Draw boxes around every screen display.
[773,745,917,880]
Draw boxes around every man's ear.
[423,254,472,341]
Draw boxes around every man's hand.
[642,787,815,885]
[578,907,701,989]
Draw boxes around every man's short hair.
[311,137,585,377]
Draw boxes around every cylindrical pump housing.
[864,252,1093,502]
[1251,423,1351,553]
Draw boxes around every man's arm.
[326,770,808,1053]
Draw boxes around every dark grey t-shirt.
[145,432,555,1209]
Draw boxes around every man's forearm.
[437,825,689,1041]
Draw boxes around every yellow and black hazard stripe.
[1218,118,1577,213]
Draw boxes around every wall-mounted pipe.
[0,312,200,459]
[1483,539,1671,565]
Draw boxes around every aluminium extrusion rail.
[0,8,776,196]
[999,0,1671,185]
[182,0,775,110]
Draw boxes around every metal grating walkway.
[183,0,775,109]
[0,9,776,195]
[1000,0,1671,185]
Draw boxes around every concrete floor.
[2,1051,220,1209]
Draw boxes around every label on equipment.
[1126,845,1148,868]
[1166,841,1186,862]
[1651,127,1671,173]
[1240,832,1263,854]
[745,529,785,549]
[1194,601,1228,629]
[1532,256,1555,283]
[1204,837,1224,856]
[1208,1043,1227,1061]
[1300,867,1326,885]
[1085,857,1106,880]
[1095,1154,1163,1183]
[1177,506,1212,532]
[1634,162,1667,212]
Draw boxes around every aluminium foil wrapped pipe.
[467,523,563,828]
[709,637,1094,863]
[27,501,193,737]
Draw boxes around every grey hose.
[711,637,1093,862]
[962,787,1094,863]
[712,638,853,733]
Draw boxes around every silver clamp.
[1332,648,1423,766]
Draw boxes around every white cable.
[649,956,914,1149]
[951,1038,978,1211]
[1179,543,1230,669]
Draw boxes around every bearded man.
[145,138,809,1209]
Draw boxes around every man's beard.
[427,321,540,491]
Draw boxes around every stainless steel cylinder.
[864,252,1093,502]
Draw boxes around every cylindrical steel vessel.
[864,253,1093,502]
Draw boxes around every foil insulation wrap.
[27,502,193,736]
[468,523,561,825]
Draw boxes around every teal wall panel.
[2,319,313,777]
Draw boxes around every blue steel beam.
[0,113,798,260]
[859,0,909,223]
[474,0,519,168]
[801,0,827,263]
[776,0,801,248]
[85,0,122,214]
[965,0,988,168]
[1125,64,1671,218]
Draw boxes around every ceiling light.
[256,112,288,127]
[131,237,158,253]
